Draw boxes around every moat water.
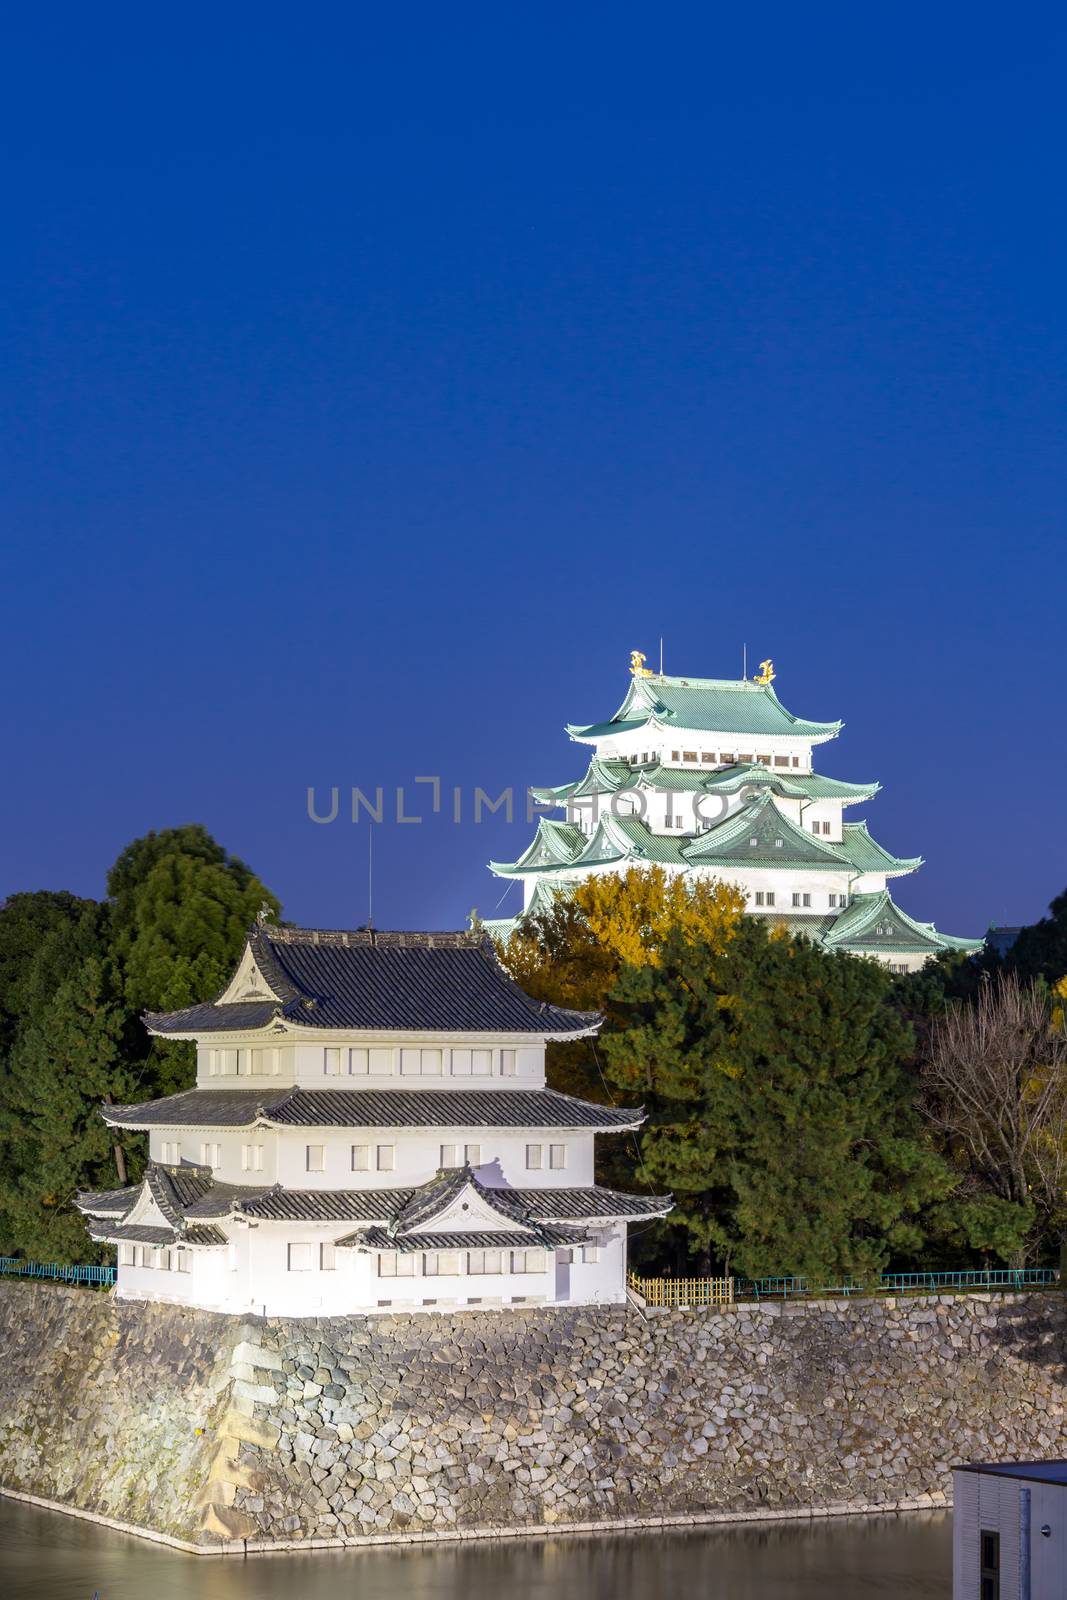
[0,1499,951,1598]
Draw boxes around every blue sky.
[1,4,1064,938]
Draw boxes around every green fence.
[735,1268,1057,1300]
[0,1256,116,1287]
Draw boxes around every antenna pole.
[659,637,663,676]
[743,643,747,680]
[368,828,374,929]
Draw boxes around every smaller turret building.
[77,924,669,1317]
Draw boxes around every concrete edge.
[0,1483,952,1558]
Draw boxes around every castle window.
[305,1144,325,1172]
[324,1048,341,1076]
[701,752,715,763]
[721,752,736,763]
[176,1253,191,1274]
[468,1250,503,1275]
[793,893,801,907]
[739,754,753,764]
[466,1144,482,1167]
[549,1143,567,1170]
[980,1531,1000,1600]
[774,756,790,767]
[201,1142,221,1170]
[802,893,811,907]
[161,1140,180,1164]
[671,750,680,761]
[582,1244,600,1265]
[119,1244,133,1266]
[755,892,765,906]
[500,1050,517,1076]
[349,1048,369,1075]
[421,1049,442,1076]
[774,838,784,848]
[220,1049,237,1074]
[822,821,832,835]
[811,821,821,835]
[377,1144,395,1171]
[512,1250,546,1274]
[241,1144,264,1172]
[526,1143,543,1170]
[351,1144,370,1171]
[792,757,800,767]
[766,892,776,907]
[757,754,771,765]
[749,837,759,848]
[320,1242,336,1271]
[683,750,697,762]
[287,1243,312,1272]
[441,1143,460,1168]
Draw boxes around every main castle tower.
[487,654,980,971]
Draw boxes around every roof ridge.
[258,925,484,948]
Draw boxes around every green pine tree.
[604,920,957,1280]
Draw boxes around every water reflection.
[0,1499,951,1600]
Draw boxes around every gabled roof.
[100,1086,645,1131]
[341,1225,587,1252]
[533,760,880,811]
[682,792,848,871]
[144,924,598,1038]
[821,891,983,954]
[567,674,842,745]
[77,1168,673,1237]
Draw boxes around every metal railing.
[0,1256,116,1287]
[628,1266,1057,1308]
[737,1268,1057,1299]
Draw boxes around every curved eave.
[565,717,649,744]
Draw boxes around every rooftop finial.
[629,649,653,678]
[256,901,273,924]
[753,658,776,687]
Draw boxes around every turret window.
[501,1050,517,1076]
[324,1048,341,1075]
[320,1243,336,1271]
[792,893,812,908]
[683,750,697,762]
[754,892,776,907]
[241,1144,264,1172]
[161,1140,180,1164]
[526,1143,544,1170]
[549,1143,567,1169]
[306,1144,325,1172]
[774,756,790,768]
[287,1243,312,1272]
[377,1144,395,1171]
[351,1144,370,1171]
[701,752,715,764]
[201,1142,221,1169]
[452,1049,492,1077]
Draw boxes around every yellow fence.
[628,1272,735,1308]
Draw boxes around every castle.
[488,655,979,970]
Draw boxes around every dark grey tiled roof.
[340,1225,588,1252]
[102,1086,643,1131]
[145,925,600,1037]
[86,1221,177,1246]
[182,1225,228,1247]
[237,1187,406,1222]
[76,1184,141,1216]
[512,1184,673,1219]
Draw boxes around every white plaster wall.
[115,1221,626,1316]
[196,1041,546,1090]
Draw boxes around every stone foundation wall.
[1,1280,1065,1550]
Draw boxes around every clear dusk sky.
[1,5,1065,939]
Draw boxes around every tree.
[604,919,956,1280]
[0,891,100,1050]
[107,824,281,1095]
[1005,887,1067,986]
[501,866,743,1100]
[918,970,1067,1265]
[0,954,141,1261]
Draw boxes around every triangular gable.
[823,892,943,951]
[683,791,846,868]
[401,1180,531,1237]
[122,1181,173,1231]
[217,941,283,1005]
[574,816,630,867]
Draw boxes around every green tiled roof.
[840,822,921,878]
[682,793,848,871]
[821,892,983,954]
[533,759,879,809]
[489,819,585,876]
[567,674,842,744]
